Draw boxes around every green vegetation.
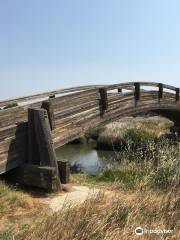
[0,117,179,240]
[0,181,26,214]
[95,116,174,151]
[1,140,179,239]
[16,188,179,240]
[124,128,156,143]
[73,138,180,192]
[3,102,18,109]
[71,166,145,190]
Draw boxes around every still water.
[56,142,118,175]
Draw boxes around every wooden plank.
[0,112,27,128]
[0,151,26,174]
[9,164,61,192]
[52,89,98,103]
[55,107,100,127]
[54,100,99,119]
[53,112,101,138]
[52,92,99,111]
[0,123,27,142]
[0,85,102,108]
[53,115,102,147]
[0,134,27,154]
[0,106,23,114]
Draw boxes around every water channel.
[56,142,118,175]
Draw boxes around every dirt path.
[43,185,106,212]
[42,185,136,212]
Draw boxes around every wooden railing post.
[175,88,179,103]
[41,100,55,130]
[158,83,163,101]
[99,88,108,116]
[49,94,55,99]
[118,88,122,93]
[134,82,141,102]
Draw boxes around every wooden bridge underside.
[0,82,180,177]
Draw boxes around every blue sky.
[0,0,180,99]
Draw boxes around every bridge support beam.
[9,164,60,192]
[57,160,70,184]
[22,108,61,192]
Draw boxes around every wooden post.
[28,109,40,165]
[158,83,163,101]
[28,108,61,191]
[175,88,179,103]
[41,100,55,130]
[99,88,108,116]
[10,164,60,193]
[134,82,140,101]
[57,160,70,184]
[118,88,122,93]
[49,94,55,99]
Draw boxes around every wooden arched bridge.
[0,82,179,191]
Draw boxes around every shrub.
[124,128,156,143]
[149,145,180,190]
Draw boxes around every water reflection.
[56,142,118,175]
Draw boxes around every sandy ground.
[42,185,136,213]
[43,185,103,212]
[41,186,119,212]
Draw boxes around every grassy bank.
[15,188,179,240]
[0,181,47,240]
[14,138,180,239]
[72,139,180,191]
[95,116,174,150]
[0,116,179,240]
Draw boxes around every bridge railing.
[0,85,104,108]
[104,82,179,103]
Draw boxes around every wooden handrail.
[0,82,179,108]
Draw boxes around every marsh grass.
[16,187,179,240]
[17,138,180,239]
[0,181,27,214]
[96,116,174,151]
[0,117,179,240]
